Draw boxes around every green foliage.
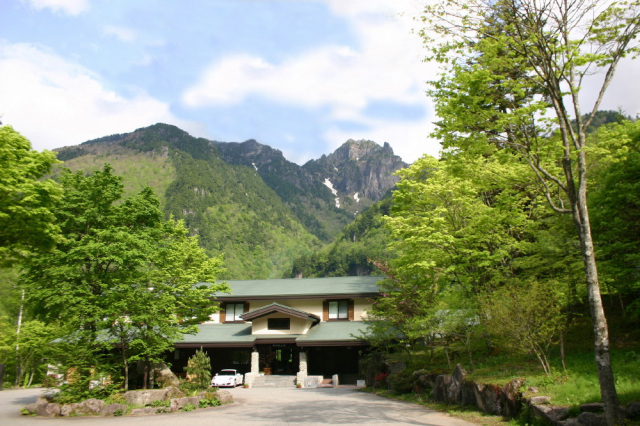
[55,380,121,404]
[288,198,392,277]
[388,369,415,394]
[22,164,227,389]
[184,348,212,390]
[0,126,61,265]
[198,397,221,408]
[181,402,196,412]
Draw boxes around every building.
[171,276,383,385]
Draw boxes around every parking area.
[0,386,475,425]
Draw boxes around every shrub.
[199,397,221,408]
[181,403,196,412]
[388,369,415,394]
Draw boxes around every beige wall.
[205,297,374,324]
[251,314,313,335]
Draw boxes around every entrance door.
[258,344,299,375]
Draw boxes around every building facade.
[172,276,382,385]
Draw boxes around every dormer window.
[220,302,249,323]
[329,300,348,319]
[323,299,354,321]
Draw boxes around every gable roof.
[210,276,384,301]
[240,302,320,323]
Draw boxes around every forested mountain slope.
[55,123,406,279]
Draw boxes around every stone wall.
[397,364,639,425]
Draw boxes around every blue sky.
[1,0,639,165]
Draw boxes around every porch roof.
[297,321,370,346]
[240,302,320,323]
[173,321,371,348]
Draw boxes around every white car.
[211,369,243,387]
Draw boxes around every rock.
[474,383,500,414]
[580,403,604,413]
[22,403,37,415]
[628,402,640,419]
[165,385,185,400]
[216,389,233,404]
[36,398,60,417]
[446,364,466,404]
[170,396,200,412]
[531,404,569,424]
[123,389,168,406]
[60,403,78,416]
[153,362,180,388]
[460,381,476,406]
[60,398,106,416]
[130,407,159,416]
[576,411,607,426]
[100,403,128,416]
[500,378,525,418]
[528,396,552,405]
[433,375,451,402]
[528,386,539,393]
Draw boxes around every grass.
[372,303,640,422]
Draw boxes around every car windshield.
[218,371,235,376]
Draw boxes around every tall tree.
[24,165,227,389]
[422,1,640,423]
[0,125,61,265]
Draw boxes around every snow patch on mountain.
[252,162,258,171]
[354,192,360,203]
[323,178,340,208]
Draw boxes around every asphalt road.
[0,386,476,425]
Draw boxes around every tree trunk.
[143,362,148,390]
[560,330,567,371]
[573,182,622,425]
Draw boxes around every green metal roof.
[297,321,370,345]
[208,276,384,300]
[176,323,254,347]
[174,321,372,347]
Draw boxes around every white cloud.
[102,25,138,43]
[182,0,440,164]
[0,42,200,151]
[25,0,89,16]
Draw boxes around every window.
[328,300,349,320]
[268,318,290,330]
[225,303,245,322]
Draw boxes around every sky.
[1,0,640,165]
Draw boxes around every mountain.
[55,123,406,279]
[216,138,406,241]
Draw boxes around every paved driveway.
[0,386,475,425]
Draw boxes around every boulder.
[446,364,466,404]
[500,378,525,418]
[153,362,181,388]
[386,360,406,375]
[580,403,604,413]
[576,411,607,426]
[123,389,168,406]
[627,402,640,420]
[528,396,552,405]
[35,398,60,417]
[217,389,233,404]
[460,381,476,406]
[531,404,569,424]
[100,403,128,416]
[170,396,200,412]
[130,407,159,416]
[474,383,500,414]
[60,398,106,416]
[165,385,185,400]
[433,375,451,402]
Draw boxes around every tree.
[24,165,227,390]
[0,126,61,265]
[185,348,212,390]
[422,1,640,422]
